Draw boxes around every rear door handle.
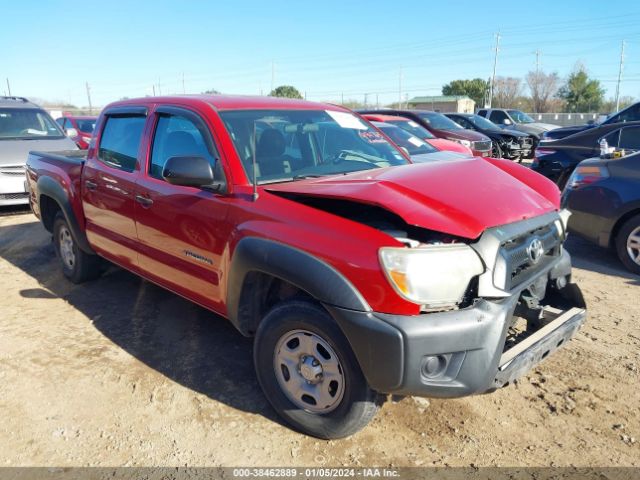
[85,180,97,190]
[135,194,154,207]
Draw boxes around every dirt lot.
[0,208,638,467]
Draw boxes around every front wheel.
[253,300,381,439]
[491,142,502,159]
[615,215,640,274]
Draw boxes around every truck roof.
[110,95,349,112]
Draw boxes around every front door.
[134,106,230,312]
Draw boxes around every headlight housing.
[554,209,572,239]
[448,138,471,148]
[379,244,484,310]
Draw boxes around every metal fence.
[526,112,603,127]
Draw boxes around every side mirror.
[65,127,79,138]
[162,156,214,187]
[503,119,512,125]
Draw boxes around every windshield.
[376,123,437,155]
[219,109,409,184]
[0,108,65,140]
[387,119,435,139]
[507,110,534,124]
[75,119,96,133]
[466,114,503,131]
[418,112,464,131]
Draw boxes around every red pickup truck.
[26,95,586,439]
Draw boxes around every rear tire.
[253,300,381,439]
[615,214,640,274]
[52,212,103,283]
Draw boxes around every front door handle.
[135,194,154,207]
[85,180,97,191]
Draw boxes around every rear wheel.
[253,300,380,439]
[616,215,640,274]
[53,212,103,283]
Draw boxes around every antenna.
[252,121,259,201]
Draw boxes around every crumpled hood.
[0,137,77,166]
[265,158,559,239]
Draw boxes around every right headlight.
[379,244,484,310]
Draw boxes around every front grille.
[0,192,29,200]
[473,140,492,152]
[495,224,561,291]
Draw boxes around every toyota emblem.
[527,238,545,264]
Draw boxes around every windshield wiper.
[292,174,325,180]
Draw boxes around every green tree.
[557,66,605,112]
[269,85,303,99]
[442,78,489,107]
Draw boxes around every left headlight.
[379,244,484,310]
[448,138,471,148]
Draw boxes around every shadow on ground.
[565,235,640,286]
[0,217,281,426]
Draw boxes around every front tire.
[52,212,103,283]
[253,300,380,439]
[615,215,640,274]
[491,142,503,159]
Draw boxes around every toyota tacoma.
[26,95,586,439]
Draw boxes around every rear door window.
[619,127,640,150]
[489,110,509,124]
[98,116,146,172]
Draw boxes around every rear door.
[82,107,148,270]
[134,105,231,312]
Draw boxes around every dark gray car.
[0,96,77,206]
[561,151,640,273]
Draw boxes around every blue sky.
[1,0,640,107]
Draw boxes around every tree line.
[442,63,634,113]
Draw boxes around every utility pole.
[6,78,11,96]
[615,40,626,112]
[341,92,344,105]
[85,82,93,115]
[152,85,156,96]
[182,72,186,94]
[534,49,541,76]
[376,93,379,109]
[488,32,500,108]
[398,67,403,108]
[270,61,275,93]
[364,93,368,107]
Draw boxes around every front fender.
[226,237,371,334]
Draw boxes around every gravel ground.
[0,208,638,467]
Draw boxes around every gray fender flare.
[37,176,94,254]
[226,237,371,334]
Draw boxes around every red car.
[27,95,585,439]
[359,109,492,157]
[56,115,97,149]
[361,113,473,156]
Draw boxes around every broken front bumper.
[327,253,586,397]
